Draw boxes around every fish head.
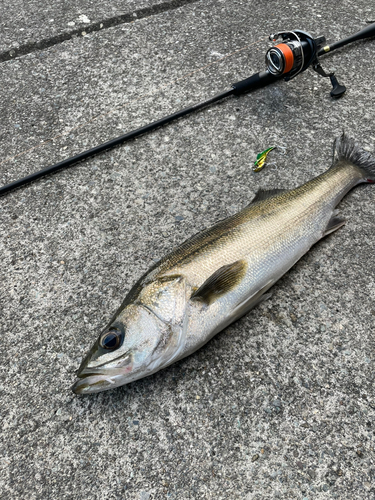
[72,303,172,394]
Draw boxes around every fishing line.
[0,37,267,168]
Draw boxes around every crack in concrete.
[0,0,199,63]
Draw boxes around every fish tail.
[333,133,375,183]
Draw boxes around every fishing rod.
[1,22,375,196]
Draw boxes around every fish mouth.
[71,372,118,395]
[72,357,134,395]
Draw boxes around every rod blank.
[318,22,375,56]
[0,89,234,196]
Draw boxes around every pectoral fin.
[191,260,247,305]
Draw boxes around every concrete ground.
[0,1,374,499]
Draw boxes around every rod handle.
[232,70,280,95]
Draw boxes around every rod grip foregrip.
[232,70,280,95]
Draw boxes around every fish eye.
[99,328,123,350]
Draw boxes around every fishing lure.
[253,146,275,172]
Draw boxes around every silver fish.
[72,134,375,394]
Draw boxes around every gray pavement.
[0,0,199,60]
[0,0,374,499]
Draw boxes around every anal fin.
[324,215,346,236]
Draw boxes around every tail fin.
[333,133,375,183]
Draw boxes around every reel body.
[265,29,346,97]
[266,30,323,80]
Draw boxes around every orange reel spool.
[273,43,295,74]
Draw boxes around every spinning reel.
[265,30,346,98]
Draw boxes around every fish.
[72,134,375,394]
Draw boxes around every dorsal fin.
[191,260,247,305]
[251,188,287,204]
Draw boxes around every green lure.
[253,146,275,172]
